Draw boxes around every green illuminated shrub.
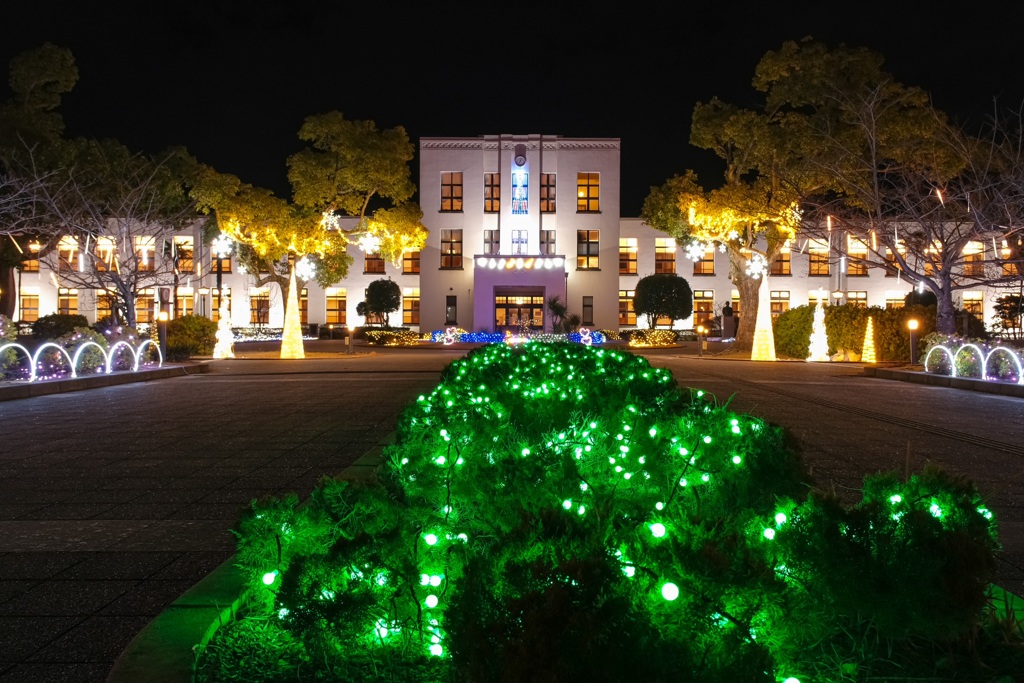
[215,343,1014,683]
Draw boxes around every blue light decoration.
[511,169,528,215]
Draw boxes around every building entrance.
[494,288,545,332]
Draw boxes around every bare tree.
[36,141,197,327]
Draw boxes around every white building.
[10,133,1015,334]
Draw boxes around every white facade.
[9,133,1016,334]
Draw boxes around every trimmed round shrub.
[32,313,89,340]
[166,314,218,359]
[628,328,678,347]
[0,314,18,374]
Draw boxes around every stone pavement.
[0,343,1022,681]
[0,345,461,682]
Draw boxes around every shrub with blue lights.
[207,343,1017,682]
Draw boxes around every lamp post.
[697,325,706,357]
[908,319,920,365]
[210,233,233,320]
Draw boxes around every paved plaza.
[0,344,1022,681]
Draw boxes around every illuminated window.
[582,295,594,326]
[808,240,830,276]
[136,289,155,323]
[886,295,905,309]
[540,173,556,213]
[484,230,500,256]
[22,241,41,272]
[885,246,905,277]
[619,238,637,275]
[770,249,791,276]
[540,230,556,255]
[963,291,984,316]
[135,237,156,272]
[212,289,230,323]
[693,290,714,328]
[250,288,270,325]
[211,250,232,274]
[403,288,420,325]
[484,173,500,213]
[963,242,985,277]
[577,230,599,269]
[923,244,941,276]
[441,229,463,269]
[512,230,528,255]
[364,251,385,274]
[175,288,194,318]
[441,172,463,212]
[19,291,39,322]
[403,250,420,274]
[93,288,113,321]
[95,237,116,272]
[58,287,78,315]
[770,290,790,318]
[619,290,636,326]
[1001,240,1018,277]
[576,172,600,212]
[847,291,868,309]
[847,239,869,276]
[174,237,194,274]
[326,288,346,325]
[655,238,676,274]
[730,289,741,318]
[299,288,308,324]
[58,236,78,273]
[511,170,528,215]
[693,246,715,276]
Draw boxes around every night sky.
[2,0,1024,216]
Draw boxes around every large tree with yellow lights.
[188,113,427,358]
[642,92,820,352]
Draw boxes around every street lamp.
[908,319,920,365]
[696,325,706,357]
[210,233,233,319]
[157,311,168,360]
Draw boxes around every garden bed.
[148,342,1024,682]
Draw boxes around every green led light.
[424,533,438,546]
[661,582,680,600]
[521,447,531,456]
[655,501,664,510]
[703,435,712,444]
[732,455,742,464]
[763,528,776,540]
[262,570,278,586]
[425,594,439,608]
[562,499,572,510]
[650,523,667,538]
[429,643,443,656]
[775,512,787,525]
[890,494,902,504]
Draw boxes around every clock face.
[514,154,527,166]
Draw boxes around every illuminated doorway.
[494,288,545,332]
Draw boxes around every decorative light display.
[684,240,710,262]
[228,342,1005,681]
[474,256,565,270]
[861,316,877,364]
[750,275,777,361]
[280,267,305,359]
[924,340,1024,384]
[745,253,768,279]
[429,329,605,345]
[213,301,236,359]
[294,255,316,282]
[806,294,830,362]
[0,339,163,382]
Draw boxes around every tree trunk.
[0,266,15,319]
[935,285,957,335]
[729,252,759,351]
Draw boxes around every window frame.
[619,238,638,275]
[540,173,556,213]
[441,172,463,212]
[440,229,464,269]
[576,230,600,270]
[576,172,600,213]
[484,172,500,213]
